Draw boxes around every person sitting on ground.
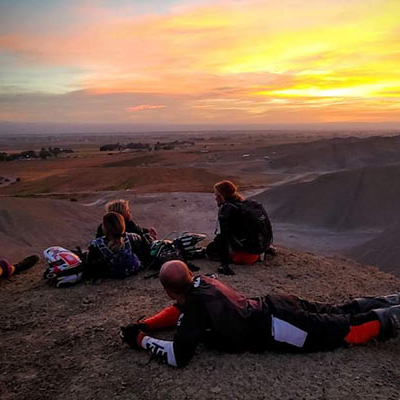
[206,180,275,275]
[0,254,40,280]
[120,260,400,368]
[96,199,157,241]
[85,212,150,280]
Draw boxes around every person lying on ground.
[0,254,40,280]
[85,212,150,280]
[96,199,157,241]
[120,260,400,368]
[206,180,275,275]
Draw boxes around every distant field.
[0,133,291,196]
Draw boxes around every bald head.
[160,260,193,295]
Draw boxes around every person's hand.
[148,227,158,240]
[120,324,144,349]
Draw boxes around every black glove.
[120,324,144,349]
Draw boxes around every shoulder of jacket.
[220,201,241,214]
[90,237,103,246]
[221,201,237,210]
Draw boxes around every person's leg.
[0,259,15,279]
[352,294,400,311]
[270,305,350,351]
[344,311,381,345]
[206,235,235,275]
[297,295,399,316]
[275,308,388,351]
[268,294,351,316]
[266,294,350,351]
[272,305,400,351]
[371,305,400,341]
[1,255,39,280]
[345,305,400,344]
[205,237,223,261]
[13,254,40,274]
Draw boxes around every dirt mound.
[0,192,219,262]
[0,197,102,261]
[257,165,400,231]
[347,226,400,275]
[267,134,400,172]
[1,248,400,400]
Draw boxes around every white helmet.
[43,246,83,287]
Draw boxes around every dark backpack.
[145,233,205,278]
[97,235,141,279]
[238,199,273,254]
[148,240,184,271]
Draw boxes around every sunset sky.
[1,0,400,127]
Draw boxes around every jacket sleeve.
[126,219,145,236]
[143,304,182,331]
[139,298,209,367]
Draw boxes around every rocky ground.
[1,248,400,400]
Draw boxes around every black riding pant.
[265,294,388,352]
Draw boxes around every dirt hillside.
[0,197,102,261]
[347,226,400,275]
[267,134,400,172]
[1,248,400,400]
[259,165,400,231]
[254,165,400,276]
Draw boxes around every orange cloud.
[1,0,400,124]
[125,104,166,112]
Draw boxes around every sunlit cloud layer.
[0,0,399,124]
[125,105,166,112]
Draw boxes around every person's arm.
[129,220,157,239]
[141,304,182,331]
[126,299,209,368]
[146,227,158,240]
[95,224,103,238]
[126,219,145,236]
